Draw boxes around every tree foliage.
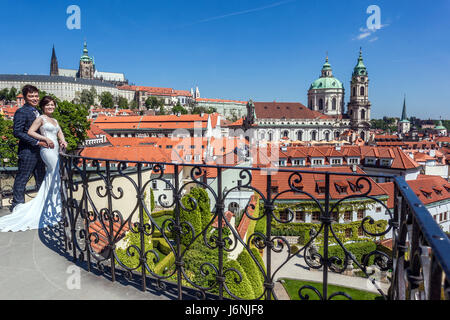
[100,91,114,108]
[0,115,18,166]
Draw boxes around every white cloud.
[354,24,389,41]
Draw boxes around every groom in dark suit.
[10,84,54,212]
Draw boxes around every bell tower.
[347,48,371,141]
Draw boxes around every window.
[344,211,352,222]
[332,98,337,110]
[331,158,342,165]
[360,86,365,96]
[358,226,364,237]
[376,206,382,213]
[352,87,356,97]
[293,159,304,166]
[357,209,365,220]
[295,211,305,222]
[279,210,288,222]
[345,228,352,238]
[311,212,320,223]
[313,159,323,165]
[152,181,157,189]
[319,99,324,110]
[297,131,303,140]
[270,186,279,194]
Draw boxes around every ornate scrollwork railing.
[57,153,450,300]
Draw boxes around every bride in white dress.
[0,96,67,232]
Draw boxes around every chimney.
[352,164,357,172]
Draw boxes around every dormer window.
[335,182,347,194]
[312,159,324,166]
[380,159,392,167]
[316,181,326,194]
[331,158,342,165]
[348,180,362,192]
[365,158,376,165]
[420,190,432,199]
[433,187,442,195]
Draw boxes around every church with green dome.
[307,56,345,117]
[244,49,373,143]
[307,48,372,141]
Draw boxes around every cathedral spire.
[400,95,408,122]
[50,45,59,76]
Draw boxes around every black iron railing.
[55,153,450,300]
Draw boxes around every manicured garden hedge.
[237,249,265,298]
[224,259,255,300]
[319,241,377,269]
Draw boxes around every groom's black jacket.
[13,103,41,154]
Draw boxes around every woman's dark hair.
[22,84,39,99]
[39,96,56,112]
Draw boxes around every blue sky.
[1,0,449,119]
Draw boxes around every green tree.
[191,106,217,115]
[118,97,129,109]
[129,100,138,110]
[100,91,114,108]
[172,103,188,115]
[145,96,165,110]
[7,87,17,103]
[0,115,18,166]
[80,89,95,107]
[53,100,90,151]
[0,88,9,102]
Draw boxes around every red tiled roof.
[406,175,450,205]
[254,102,332,120]
[251,166,388,201]
[88,219,129,254]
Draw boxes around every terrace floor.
[0,208,171,300]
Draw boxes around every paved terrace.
[0,208,172,300]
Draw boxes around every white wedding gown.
[0,116,62,232]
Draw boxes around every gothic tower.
[398,95,410,135]
[50,45,59,76]
[347,48,371,141]
[77,41,95,79]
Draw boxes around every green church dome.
[310,77,344,90]
[309,56,344,90]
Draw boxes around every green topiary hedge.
[319,241,377,269]
[179,194,203,246]
[189,187,212,230]
[237,249,264,298]
[152,237,173,255]
[154,251,176,275]
[224,259,255,300]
